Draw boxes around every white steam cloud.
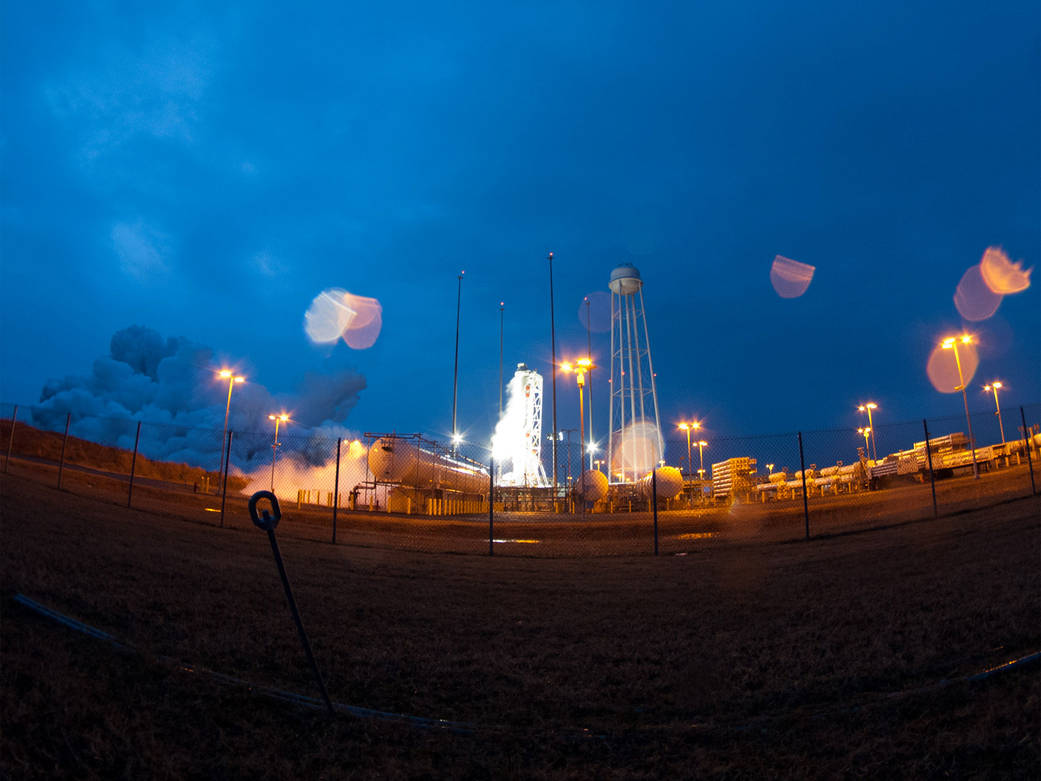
[28,325,367,474]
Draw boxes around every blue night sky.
[2,1,1038,455]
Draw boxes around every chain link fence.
[2,401,1037,557]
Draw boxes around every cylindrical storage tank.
[574,469,609,502]
[638,466,684,499]
[367,438,488,494]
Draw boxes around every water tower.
[607,263,664,482]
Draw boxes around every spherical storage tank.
[574,469,609,502]
[638,466,684,499]
[367,438,488,494]
[609,263,643,296]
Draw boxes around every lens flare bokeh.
[341,293,382,349]
[610,420,662,480]
[953,264,1003,322]
[926,340,979,393]
[304,288,383,349]
[770,255,815,298]
[979,246,1032,295]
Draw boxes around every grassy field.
[2,470,1038,778]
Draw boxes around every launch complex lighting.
[677,421,701,481]
[217,369,245,473]
[857,426,872,455]
[268,413,290,492]
[561,358,595,502]
[940,334,979,478]
[983,381,1006,444]
[857,402,879,461]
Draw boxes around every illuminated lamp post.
[218,369,245,479]
[584,296,594,470]
[983,381,1006,445]
[857,426,871,458]
[593,459,604,474]
[268,413,289,492]
[678,421,701,500]
[857,402,879,461]
[696,439,708,480]
[451,270,464,452]
[562,358,594,510]
[498,301,505,418]
[547,252,558,491]
[941,335,979,479]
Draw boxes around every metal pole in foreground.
[451,271,464,448]
[1021,406,1036,496]
[498,302,504,419]
[923,419,938,519]
[652,468,659,556]
[57,413,71,489]
[219,430,233,528]
[128,421,142,509]
[548,251,558,492]
[585,296,594,471]
[488,459,494,556]
[578,374,586,515]
[248,491,334,716]
[4,404,17,474]
[951,343,979,479]
[798,432,809,539]
[332,438,341,543]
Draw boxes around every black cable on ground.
[12,592,1039,740]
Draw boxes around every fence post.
[1021,406,1037,496]
[332,438,341,543]
[652,468,659,556]
[488,459,495,556]
[923,419,938,519]
[57,413,71,489]
[127,421,142,508]
[3,404,16,474]
[798,432,809,539]
[219,430,233,528]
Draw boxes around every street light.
[593,459,604,474]
[941,334,979,478]
[678,420,701,499]
[983,381,1006,445]
[857,426,871,457]
[696,440,708,481]
[857,402,879,461]
[268,413,289,492]
[562,358,594,511]
[217,369,245,479]
[451,270,464,451]
[547,252,559,490]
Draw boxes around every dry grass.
[2,471,1038,778]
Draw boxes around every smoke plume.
[28,325,367,473]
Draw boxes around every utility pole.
[548,251,558,490]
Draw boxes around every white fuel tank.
[574,469,609,502]
[638,466,684,499]
[367,438,488,494]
